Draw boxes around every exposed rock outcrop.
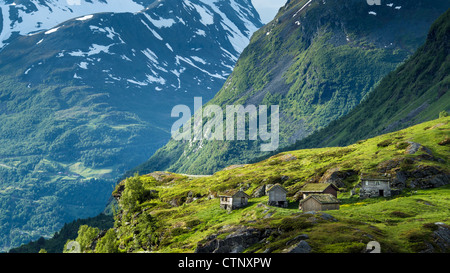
[421,223,450,253]
[279,154,297,162]
[195,226,271,253]
[282,240,312,253]
[319,167,358,188]
[407,166,450,189]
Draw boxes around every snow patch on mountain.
[140,19,164,40]
[143,13,176,28]
[0,0,146,48]
[68,44,114,57]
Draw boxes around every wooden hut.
[299,183,339,200]
[219,190,249,210]
[267,184,288,208]
[299,194,340,212]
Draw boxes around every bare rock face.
[319,167,357,188]
[279,154,297,162]
[408,166,450,189]
[421,223,450,253]
[252,185,267,198]
[405,142,424,154]
[282,240,312,253]
[390,166,450,190]
[195,226,269,253]
[433,223,450,252]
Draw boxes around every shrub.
[422,223,440,231]
[438,137,450,146]
[171,227,187,236]
[121,175,146,212]
[439,110,448,118]
[399,158,415,171]
[186,219,202,229]
[277,217,313,231]
[396,142,409,150]
[67,225,99,253]
[390,211,413,218]
[377,139,393,148]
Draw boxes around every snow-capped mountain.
[0,0,262,251]
[2,0,261,96]
[0,0,156,48]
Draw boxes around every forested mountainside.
[0,0,262,251]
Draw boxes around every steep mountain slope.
[288,8,450,151]
[131,0,450,176]
[0,0,262,251]
[77,116,450,253]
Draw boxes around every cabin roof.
[300,194,340,205]
[361,177,391,182]
[267,184,287,193]
[300,183,338,193]
[360,173,391,181]
[219,190,250,198]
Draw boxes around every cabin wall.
[301,199,339,212]
[232,197,248,209]
[324,187,338,197]
[269,190,286,202]
[360,180,391,199]
[301,199,322,212]
[220,197,232,209]
[321,203,339,211]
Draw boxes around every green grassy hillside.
[71,117,450,253]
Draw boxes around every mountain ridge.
[129,0,450,176]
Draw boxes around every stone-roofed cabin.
[219,190,249,210]
[299,194,340,212]
[360,176,391,199]
[299,183,339,200]
[267,184,288,208]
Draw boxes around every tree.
[120,175,146,212]
[63,225,99,253]
[95,229,119,253]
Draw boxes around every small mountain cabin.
[360,176,391,199]
[267,184,288,208]
[299,194,340,212]
[219,190,249,210]
[299,183,339,200]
